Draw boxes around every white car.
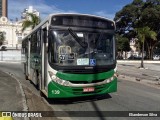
[153,55,160,60]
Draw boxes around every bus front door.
[41,29,48,95]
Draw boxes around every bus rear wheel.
[25,75,29,80]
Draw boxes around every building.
[0,16,30,49]
[0,0,8,17]
[0,6,39,49]
[122,38,146,59]
[21,6,40,19]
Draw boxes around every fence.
[0,50,22,61]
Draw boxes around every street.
[1,0,160,120]
[0,62,160,120]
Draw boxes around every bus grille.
[70,79,105,84]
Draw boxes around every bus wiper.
[68,28,88,48]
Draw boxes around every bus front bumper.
[47,78,117,98]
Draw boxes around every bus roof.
[22,13,115,41]
[48,13,114,22]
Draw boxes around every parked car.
[117,55,123,60]
[0,45,7,51]
[128,55,141,60]
[153,55,160,60]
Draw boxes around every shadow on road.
[27,78,112,105]
[90,101,106,120]
[45,93,112,105]
[120,64,135,67]
[40,92,112,119]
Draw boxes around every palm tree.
[22,13,41,32]
[0,31,5,46]
[135,26,157,68]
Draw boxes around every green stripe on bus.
[56,70,114,81]
[48,78,117,98]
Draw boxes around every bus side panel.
[22,39,29,80]
[24,39,31,80]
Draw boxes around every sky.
[8,0,133,21]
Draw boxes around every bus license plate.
[83,87,95,92]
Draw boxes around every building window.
[18,37,22,44]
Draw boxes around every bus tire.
[36,70,40,90]
[40,91,44,97]
[37,79,40,90]
[25,75,29,80]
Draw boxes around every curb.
[117,60,160,63]
[118,74,160,89]
[4,72,29,120]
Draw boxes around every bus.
[22,13,117,98]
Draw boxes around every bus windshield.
[49,30,115,66]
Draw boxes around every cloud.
[94,11,115,20]
[8,0,115,21]
[8,0,77,21]
[35,4,78,19]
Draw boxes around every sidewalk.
[117,62,160,88]
[0,69,59,120]
[0,70,27,119]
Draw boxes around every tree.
[138,1,160,59]
[116,35,130,59]
[135,26,157,68]
[115,0,160,60]
[145,29,157,59]
[0,31,5,46]
[22,13,41,32]
[115,0,144,34]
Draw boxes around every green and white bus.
[22,13,117,98]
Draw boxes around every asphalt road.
[0,62,160,120]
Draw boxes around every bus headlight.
[105,76,115,83]
[48,71,71,86]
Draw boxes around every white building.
[125,38,146,59]
[0,16,30,49]
[0,6,39,49]
[21,6,40,20]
